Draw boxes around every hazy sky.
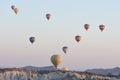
[0,0,120,71]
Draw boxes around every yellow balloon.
[50,54,62,68]
[62,67,69,71]
[14,8,19,14]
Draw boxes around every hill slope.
[21,65,56,71]
[85,67,120,75]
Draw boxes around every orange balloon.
[14,8,19,14]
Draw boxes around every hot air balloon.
[50,54,62,68]
[29,37,35,44]
[75,35,81,43]
[46,13,51,20]
[99,24,105,32]
[62,67,69,71]
[62,46,69,54]
[14,8,19,14]
[11,5,15,10]
[84,24,90,31]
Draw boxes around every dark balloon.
[29,37,35,44]
[46,13,51,20]
[75,35,81,43]
[62,46,69,54]
[84,24,90,31]
[99,24,105,32]
[11,5,15,10]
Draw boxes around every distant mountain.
[21,65,56,71]
[85,67,120,76]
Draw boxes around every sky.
[0,0,120,71]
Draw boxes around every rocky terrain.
[86,67,120,76]
[0,68,112,80]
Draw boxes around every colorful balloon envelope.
[62,67,69,71]
[50,54,62,68]
[99,24,105,32]
[84,24,90,31]
[46,13,51,20]
[29,37,35,44]
[62,46,69,54]
[14,8,19,14]
[11,5,15,10]
[75,35,82,43]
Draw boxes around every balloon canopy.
[11,5,15,10]
[13,8,19,14]
[46,13,51,20]
[29,37,35,44]
[99,24,105,32]
[50,54,62,68]
[62,46,69,54]
[62,67,69,71]
[75,35,82,43]
[84,24,90,31]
